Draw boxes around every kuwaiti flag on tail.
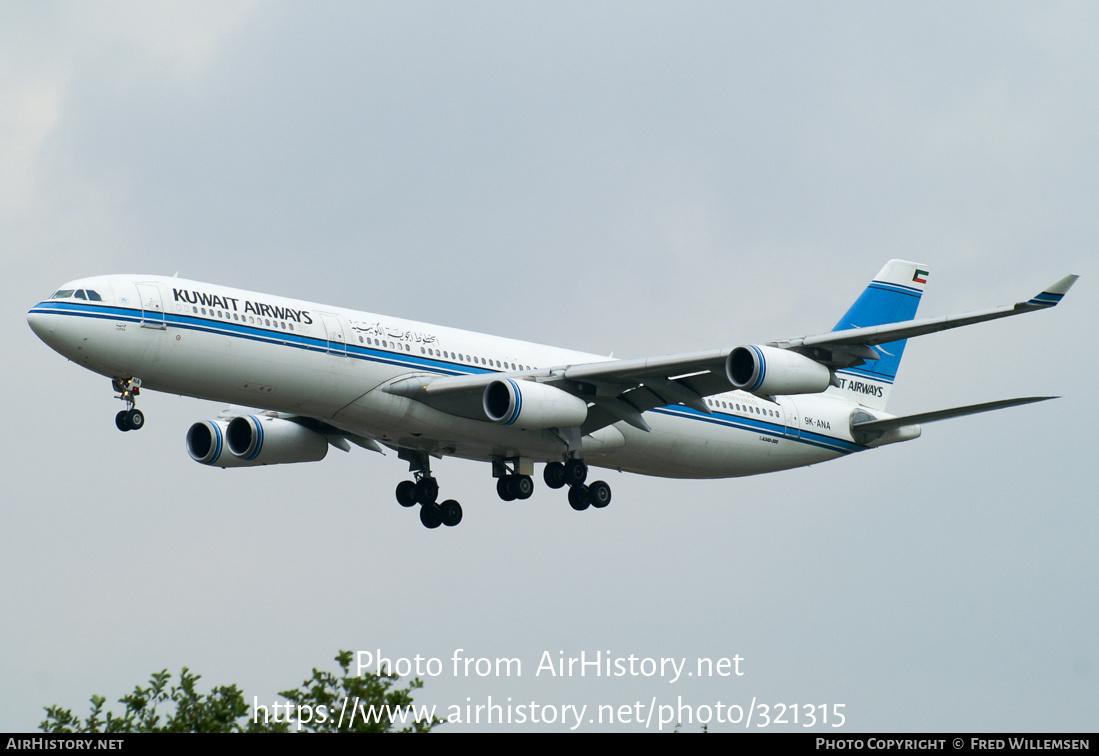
[912,268,929,285]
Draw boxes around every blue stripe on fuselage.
[33,300,867,457]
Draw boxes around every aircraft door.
[319,313,347,356]
[135,283,166,329]
[778,397,800,439]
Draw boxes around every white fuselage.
[27,274,868,478]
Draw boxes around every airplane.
[27,260,1076,529]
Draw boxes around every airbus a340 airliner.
[27,260,1076,528]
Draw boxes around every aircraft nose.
[27,305,58,341]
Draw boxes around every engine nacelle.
[186,419,238,467]
[483,379,588,430]
[186,416,329,467]
[726,344,831,396]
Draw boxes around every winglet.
[1026,274,1079,308]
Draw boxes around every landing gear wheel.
[514,475,534,500]
[568,485,590,511]
[112,377,143,431]
[497,476,517,501]
[419,503,442,529]
[588,480,612,508]
[564,458,588,487]
[396,480,417,508]
[415,477,439,506]
[544,462,566,489]
[440,500,463,527]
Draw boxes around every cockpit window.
[48,288,102,301]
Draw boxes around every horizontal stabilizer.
[852,396,1057,433]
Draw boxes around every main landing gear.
[112,377,145,432]
[395,451,462,529]
[543,457,612,512]
[395,451,613,529]
[494,457,534,502]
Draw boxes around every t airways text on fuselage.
[27,261,1077,529]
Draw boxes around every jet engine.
[726,344,831,396]
[186,419,234,466]
[482,379,588,430]
[186,415,329,467]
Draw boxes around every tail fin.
[827,259,928,411]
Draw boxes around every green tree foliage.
[40,651,443,733]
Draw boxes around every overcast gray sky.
[2,1,1095,732]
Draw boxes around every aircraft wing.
[384,273,1077,435]
[382,349,734,435]
[775,274,1079,368]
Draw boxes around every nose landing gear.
[112,377,145,432]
